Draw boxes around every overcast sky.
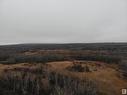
[0,0,127,44]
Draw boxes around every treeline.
[70,55,121,64]
[0,43,127,51]
[14,54,66,63]
[0,54,9,61]
[0,53,121,64]
[0,54,66,64]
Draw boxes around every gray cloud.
[0,0,127,44]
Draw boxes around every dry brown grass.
[47,61,127,95]
[0,61,127,95]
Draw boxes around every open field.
[0,43,127,95]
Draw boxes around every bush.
[67,64,88,72]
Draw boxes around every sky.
[0,0,127,45]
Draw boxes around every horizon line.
[0,42,127,46]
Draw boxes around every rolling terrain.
[0,43,127,95]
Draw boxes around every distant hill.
[0,43,127,52]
